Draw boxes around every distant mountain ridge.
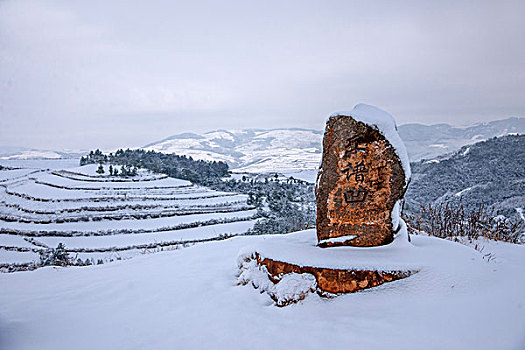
[3,117,524,171]
[0,146,85,161]
[398,117,525,161]
[143,128,324,172]
[144,117,525,172]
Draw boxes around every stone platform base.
[237,227,418,305]
[257,253,413,294]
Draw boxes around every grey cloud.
[0,0,524,149]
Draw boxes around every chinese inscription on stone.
[316,114,408,247]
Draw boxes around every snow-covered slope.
[143,128,323,173]
[143,117,525,173]
[0,164,257,268]
[0,150,62,160]
[405,134,525,222]
[0,231,524,349]
[0,146,85,161]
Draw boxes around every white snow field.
[0,231,524,350]
[0,164,258,267]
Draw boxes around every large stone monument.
[238,104,414,306]
[316,105,410,247]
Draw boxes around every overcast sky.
[1,0,524,150]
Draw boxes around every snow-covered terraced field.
[0,192,249,214]
[1,209,257,234]
[35,221,257,251]
[0,168,42,183]
[0,164,258,269]
[4,180,235,201]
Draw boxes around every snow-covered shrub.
[237,252,274,292]
[271,273,317,307]
[39,243,71,267]
[405,202,524,244]
[237,252,317,306]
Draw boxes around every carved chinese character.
[343,137,366,159]
[344,187,368,203]
[341,160,368,182]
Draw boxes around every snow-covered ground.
[0,169,41,183]
[0,162,257,266]
[0,231,524,349]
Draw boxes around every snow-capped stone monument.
[316,104,411,247]
[238,104,414,306]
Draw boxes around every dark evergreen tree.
[96,164,105,174]
[39,243,70,267]
[120,165,127,177]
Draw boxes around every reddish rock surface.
[257,254,413,294]
[316,115,408,247]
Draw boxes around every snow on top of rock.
[330,104,411,185]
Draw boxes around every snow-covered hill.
[0,146,85,161]
[143,128,323,173]
[0,164,257,269]
[406,134,525,222]
[143,117,525,173]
